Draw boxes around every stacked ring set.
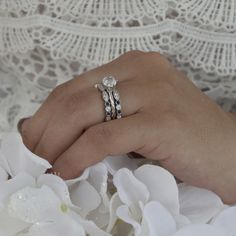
[95,76,122,121]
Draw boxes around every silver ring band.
[95,76,122,121]
[95,84,112,121]
[113,88,122,119]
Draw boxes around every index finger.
[20,51,144,152]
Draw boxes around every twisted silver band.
[95,76,122,121]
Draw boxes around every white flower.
[0,165,8,182]
[172,224,226,236]
[178,183,225,224]
[0,132,234,236]
[0,172,110,236]
[211,206,236,235]
[68,162,111,229]
[113,165,180,236]
[66,154,138,231]
[0,133,51,178]
[113,165,226,236]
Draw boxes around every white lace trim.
[0,0,236,138]
[177,0,236,31]
[0,0,37,14]
[0,16,236,76]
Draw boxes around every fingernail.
[17,117,31,134]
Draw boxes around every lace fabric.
[0,0,236,139]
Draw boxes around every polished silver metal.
[95,76,122,121]
[113,88,122,119]
[95,83,112,121]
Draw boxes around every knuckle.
[147,52,170,66]
[65,91,88,115]
[85,125,114,148]
[121,50,145,59]
[21,125,34,150]
[49,84,66,100]
[131,51,170,72]
[146,51,162,58]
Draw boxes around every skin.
[20,51,236,204]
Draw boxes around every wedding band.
[95,84,112,121]
[95,76,122,121]
[113,88,122,119]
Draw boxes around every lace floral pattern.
[0,0,236,139]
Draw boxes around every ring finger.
[33,79,145,164]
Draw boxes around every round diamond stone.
[116,104,121,110]
[105,106,111,112]
[113,90,120,100]
[102,76,117,88]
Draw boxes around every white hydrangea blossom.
[0,132,235,236]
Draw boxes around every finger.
[20,51,144,151]
[33,79,143,164]
[52,113,147,179]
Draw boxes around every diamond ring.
[95,76,122,121]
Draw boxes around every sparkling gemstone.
[113,90,120,100]
[102,76,117,88]
[105,106,111,112]
[116,104,121,110]
[102,91,109,101]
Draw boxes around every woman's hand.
[20,51,236,203]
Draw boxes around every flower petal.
[113,168,149,218]
[117,205,141,236]
[79,220,112,236]
[0,208,29,236]
[1,133,51,178]
[27,214,86,236]
[141,201,176,236]
[103,155,138,175]
[178,183,225,224]
[87,209,110,229]
[7,185,61,224]
[88,163,109,208]
[70,211,112,236]
[66,168,90,186]
[69,180,101,218]
[211,206,236,235]
[134,165,179,215]
[0,151,10,177]
[37,174,72,206]
[106,193,123,232]
[0,165,8,182]
[172,224,226,236]
[0,173,35,206]
[173,214,191,229]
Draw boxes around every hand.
[20,51,236,203]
